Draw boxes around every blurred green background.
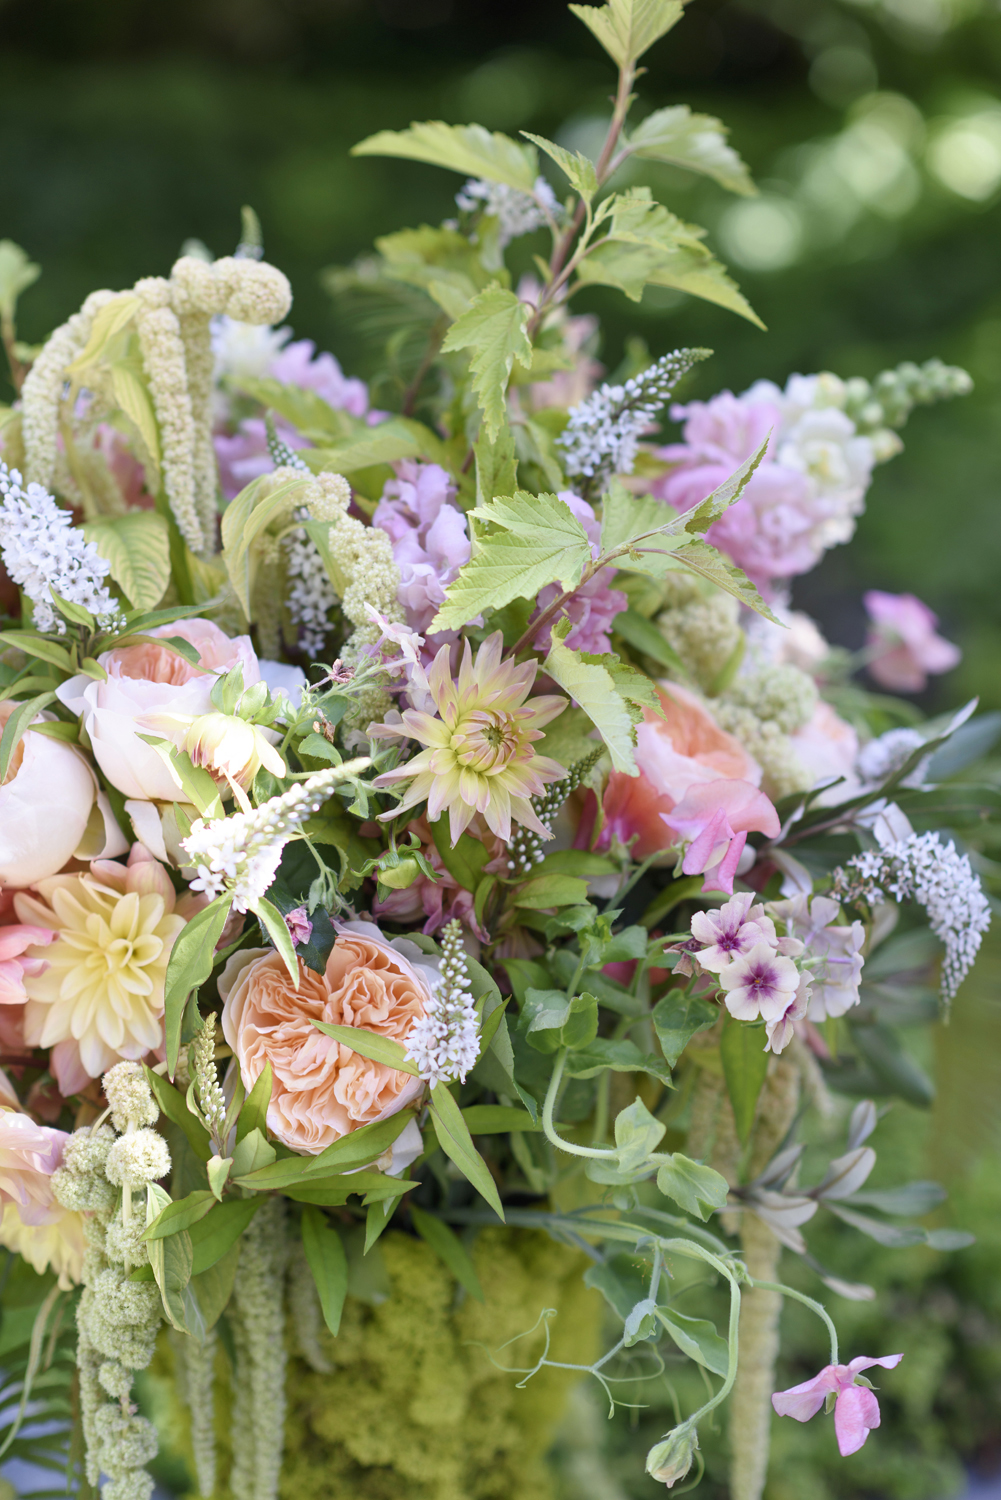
[1,1,999,1495]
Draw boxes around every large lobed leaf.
[352,121,538,193]
[624,106,755,196]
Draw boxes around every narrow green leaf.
[307,1110,418,1175]
[301,1205,349,1336]
[460,1105,539,1134]
[720,1016,769,1143]
[0,633,72,671]
[429,818,490,891]
[163,895,232,1078]
[410,1206,485,1301]
[0,692,56,782]
[236,1061,273,1144]
[352,120,538,193]
[188,1197,262,1275]
[440,285,533,440]
[144,1066,212,1161]
[143,1190,216,1242]
[613,607,686,673]
[429,1082,505,1220]
[189,1240,241,1332]
[146,1183,193,1333]
[312,1020,421,1076]
[252,897,299,986]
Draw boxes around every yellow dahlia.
[372,632,566,844]
[14,845,188,1090]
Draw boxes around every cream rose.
[55,617,263,802]
[0,699,121,887]
[220,919,438,1155]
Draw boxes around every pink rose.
[55,618,261,802]
[0,1110,85,1287]
[865,590,961,693]
[594,683,764,860]
[220,919,436,1155]
[0,699,109,887]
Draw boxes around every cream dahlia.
[371,631,566,844]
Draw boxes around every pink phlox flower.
[690,891,776,973]
[719,941,800,1022]
[772,1353,904,1456]
[366,609,436,715]
[664,779,780,894]
[865,590,961,693]
[374,462,472,637]
[768,893,865,1021]
[763,974,811,1054]
[284,906,313,948]
[531,492,626,654]
[270,339,371,418]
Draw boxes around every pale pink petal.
[771,1368,840,1422]
[701,831,748,895]
[847,1354,904,1374]
[834,1385,881,1456]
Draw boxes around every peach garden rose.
[220,919,437,1154]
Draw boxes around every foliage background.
[0,0,999,1494]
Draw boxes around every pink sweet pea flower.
[664,779,780,894]
[772,1353,904,1456]
[865,591,960,693]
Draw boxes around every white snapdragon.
[559,348,710,484]
[835,831,991,1001]
[181,767,351,912]
[404,920,480,1085]
[455,176,558,247]
[0,462,123,634]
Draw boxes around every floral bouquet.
[0,3,996,1497]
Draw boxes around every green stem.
[750,1279,839,1366]
[659,1239,743,1426]
[542,1047,616,1161]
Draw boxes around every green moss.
[151,1227,601,1500]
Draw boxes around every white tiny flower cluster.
[560,348,711,484]
[265,426,339,657]
[855,727,931,789]
[835,831,991,1001]
[0,462,122,634]
[182,767,345,912]
[404,919,480,1085]
[455,175,559,247]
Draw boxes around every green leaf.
[301,1205,349,1336]
[440,285,533,440]
[143,1190,216,1242]
[652,992,719,1069]
[0,692,56,782]
[136,737,223,818]
[656,1308,729,1375]
[513,873,591,909]
[720,1017,769,1143]
[410,1206,485,1301]
[163,894,232,1077]
[825,1203,927,1248]
[614,1097,667,1172]
[428,818,490,891]
[146,1183,194,1333]
[850,1024,934,1108]
[83,511,170,611]
[144,1066,212,1161]
[569,0,683,66]
[230,1127,276,1178]
[521,132,598,201]
[189,1239,241,1332]
[431,490,591,632]
[304,419,435,477]
[565,1037,672,1084]
[312,1020,421,1076]
[613,607,685,673]
[429,1082,505,1220]
[236,1062,273,1144]
[188,1196,263,1275]
[251,896,299,986]
[308,1109,418,1176]
[656,1153,730,1220]
[0,239,40,319]
[352,121,538,193]
[625,106,755,195]
[460,1105,539,1134]
[672,540,781,624]
[542,632,652,774]
[220,472,312,616]
[0,632,72,672]
[475,422,518,508]
[578,189,763,327]
[206,1155,232,1200]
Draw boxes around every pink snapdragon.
[690,891,777,972]
[665,779,780,894]
[373,462,471,636]
[772,1353,903,1456]
[864,591,961,693]
[530,492,626,655]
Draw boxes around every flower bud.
[183,712,286,789]
[377,855,422,890]
[645,1425,698,1488]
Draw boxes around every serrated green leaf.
[441,285,533,440]
[431,489,591,632]
[475,422,518,507]
[352,121,538,193]
[625,106,755,196]
[410,1206,485,1301]
[301,1205,349,1336]
[522,132,598,201]
[720,1016,769,1142]
[578,189,763,327]
[83,511,170,611]
[569,0,684,66]
[312,1020,421,1076]
[672,539,781,623]
[429,1082,504,1220]
[543,628,659,774]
